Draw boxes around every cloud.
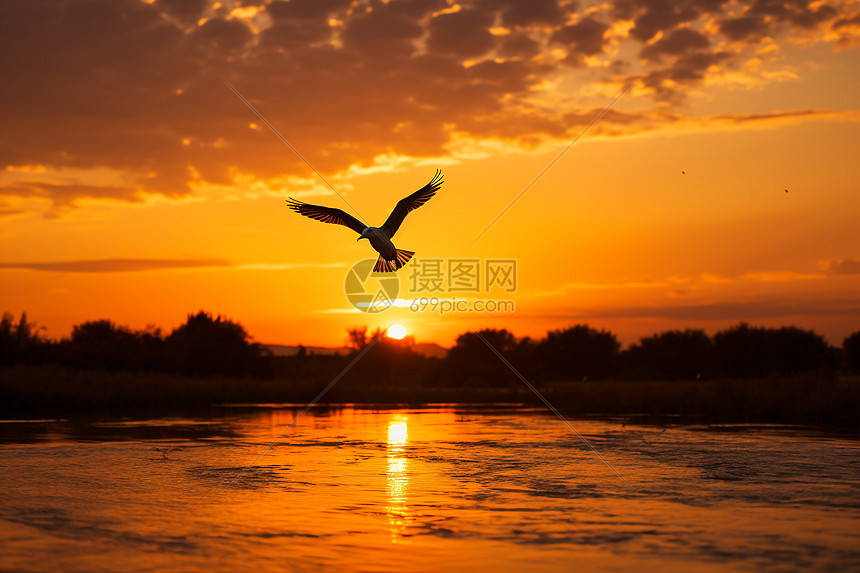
[0,258,232,273]
[314,307,363,314]
[636,50,734,101]
[0,258,346,273]
[640,28,711,62]
[741,271,825,282]
[674,108,859,134]
[488,0,563,28]
[821,258,860,275]
[525,266,838,300]
[427,8,496,58]
[613,0,727,43]
[550,17,611,64]
[719,15,769,40]
[0,208,25,218]
[235,262,346,271]
[567,299,860,321]
[1,0,855,214]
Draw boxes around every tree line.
[3,310,860,383]
[0,311,270,378]
[440,324,855,386]
[333,323,859,386]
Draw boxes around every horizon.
[2,0,859,350]
[7,308,855,352]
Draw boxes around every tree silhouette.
[0,312,43,366]
[537,325,620,381]
[446,328,518,387]
[335,326,426,388]
[714,323,835,378]
[509,336,540,380]
[843,331,860,373]
[347,326,371,351]
[624,329,713,380]
[63,319,145,372]
[165,311,266,378]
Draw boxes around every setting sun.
[387,420,408,446]
[387,324,407,340]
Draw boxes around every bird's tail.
[374,249,414,272]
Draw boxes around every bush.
[624,329,714,380]
[714,323,836,378]
[844,331,860,373]
[537,325,620,381]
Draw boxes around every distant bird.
[286,170,443,272]
[785,188,789,193]
[153,446,178,460]
[681,170,686,175]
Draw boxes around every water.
[1,406,858,572]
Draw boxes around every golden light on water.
[386,324,407,340]
[388,420,408,444]
[386,418,411,543]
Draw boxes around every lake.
[1,405,858,572]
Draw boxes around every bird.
[286,170,443,272]
[681,170,686,175]
[153,446,178,460]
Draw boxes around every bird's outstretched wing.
[381,170,443,238]
[286,199,367,234]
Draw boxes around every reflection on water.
[0,406,858,572]
[386,418,411,543]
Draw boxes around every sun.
[387,324,407,340]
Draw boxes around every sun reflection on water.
[386,418,412,543]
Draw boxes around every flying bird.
[286,170,443,272]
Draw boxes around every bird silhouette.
[287,170,443,272]
[153,446,179,460]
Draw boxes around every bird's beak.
[356,236,363,242]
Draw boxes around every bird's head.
[358,228,373,241]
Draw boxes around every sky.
[1,0,859,349]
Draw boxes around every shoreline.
[2,365,858,430]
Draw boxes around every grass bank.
[1,366,857,429]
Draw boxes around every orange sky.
[2,0,859,348]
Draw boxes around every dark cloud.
[708,109,823,123]
[824,259,860,275]
[480,0,564,28]
[498,32,542,59]
[749,0,837,28]
[0,0,852,215]
[259,19,334,51]
[612,0,728,42]
[640,28,710,61]
[0,259,232,273]
[267,0,351,20]
[0,182,141,216]
[156,0,207,24]
[340,0,438,57]
[718,15,769,41]
[637,51,732,100]
[833,11,860,29]
[570,300,860,321]
[550,17,610,63]
[426,9,495,58]
[194,17,253,52]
